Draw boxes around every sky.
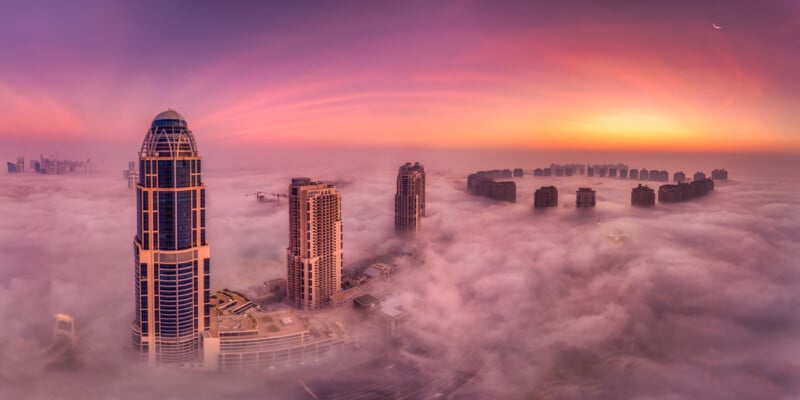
[1,0,799,154]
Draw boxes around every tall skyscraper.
[394,162,425,233]
[132,110,210,364]
[287,178,342,310]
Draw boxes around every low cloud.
[0,150,798,399]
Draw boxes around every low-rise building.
[673,171,686,183]
[202,290,349,371]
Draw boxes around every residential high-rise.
[287,178,342,310]
[394,162,425,233]
[534,186,558,208]
[631,184,655,207]
[576,187,596,208]
[132,110,210,364]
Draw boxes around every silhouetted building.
[619,169,628,179]
[647,170,668,181]
[533,168,543,177]
[467,170,517,203]
[534,186,558,208]
[658,178,714,203]
[132,110,210,364]
[576,187,596,208]
[693,171,706,181]
[6,162,18,173]
[288,178,343,310]
[639,168,649,180]
[542,168,552,176]
[395,162,425,233]
[597,168,607,177]
[673,171,686,183]
[629,169,639,180]
[513,168,524,177]
[554,167,564,176]
[711,169,728,180]
[15,157,24,173]
[587,167,595,177]
[608,168,617,178]
[631,184,655,207]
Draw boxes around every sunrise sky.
[1,0,798,152]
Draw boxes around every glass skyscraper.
[132,110,210,364]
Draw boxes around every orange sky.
[0,1,798,152]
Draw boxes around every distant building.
[534,186,558,208]
[16,156,24,173]
[631,184,655,207]
[639,168,649,180]
[587,167,595,177]
[513,168,524,177]
[619,169,628,179]
[394,162,425,233]
[711,169,728,180]
[575,187,596,208]
[6,161,18,173]
[608,168,617,178]
[629,169,639,180]
[693,171,706,181]
[543,168,552,176]
[658,178,714,203]
[287,178,342,310]
[673,171,686,183]
[533,168,543,177]
[597,168,607,177]
[467,170,516,203]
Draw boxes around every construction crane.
[246,191,289,204]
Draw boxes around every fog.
[1,148,799,399]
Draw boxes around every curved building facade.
[132,110,211,364]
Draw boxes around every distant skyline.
[1,1,799,152]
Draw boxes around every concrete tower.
[132,110,210,364]
[287,178,342,310]
[394,162,425,233]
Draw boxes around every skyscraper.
[132,110,210,364]
[287,178,342,310]
[394,162,425,233]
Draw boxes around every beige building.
[287,178,343,310]
[394,162,425,233]
[202,290,348,371]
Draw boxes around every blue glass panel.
[157,160,173,187]
[177,191,192,249]
[158,192,175,250]
[175,160,190,187]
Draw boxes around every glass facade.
[133,111,209,364]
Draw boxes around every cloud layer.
[0,149,799,398]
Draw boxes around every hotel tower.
[132,110,210,364]
[394,162,425,233]
[287,178,342,310]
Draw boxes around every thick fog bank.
[1,151,799,399]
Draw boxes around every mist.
[1,147,799,399]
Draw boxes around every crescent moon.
[713,23,722,30]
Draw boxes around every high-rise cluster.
[287,178,343,310]
[132,110,211,364]
[394,162,425,233]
